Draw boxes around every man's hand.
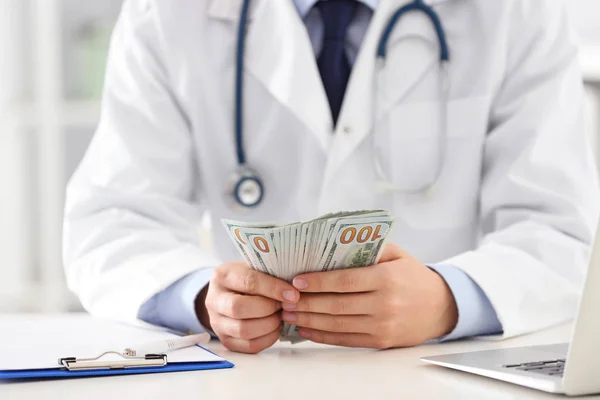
[198,262,300,354]
[281,244,458,349]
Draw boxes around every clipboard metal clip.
[59,351,167,371]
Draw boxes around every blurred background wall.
[0,0,599,313]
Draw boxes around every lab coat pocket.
[387,100,444,192]
[384,96,491,229]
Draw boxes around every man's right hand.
[198,262,300,354]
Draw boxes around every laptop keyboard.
[503,359,566,377]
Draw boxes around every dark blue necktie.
[316,0,358,125]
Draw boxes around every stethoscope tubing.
[235,0,252,166]
[231,0,450,206]
[377,0,449,62]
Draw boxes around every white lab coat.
[63,0,600,339]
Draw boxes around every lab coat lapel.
[208,0,333,152]
[323,0,446,189]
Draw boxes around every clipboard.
[0,315,234,380]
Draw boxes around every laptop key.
[526,362,545,367]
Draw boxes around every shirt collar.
[293,0,379,19]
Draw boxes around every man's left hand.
[281,243,459,349]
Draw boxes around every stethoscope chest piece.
[227,166,265,209]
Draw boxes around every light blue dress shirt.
[138,0,503,341]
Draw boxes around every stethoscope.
[227,0,450,209]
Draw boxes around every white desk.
[1,314,598,400]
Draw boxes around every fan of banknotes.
[222,210,395,343]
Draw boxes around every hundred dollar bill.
[318,217,393,271]
[241,228,278,278]
[282,218,394,342]
[221,220,275,274]
[221,211,395,344]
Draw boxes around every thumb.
[378,242,411,263]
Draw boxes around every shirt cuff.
[428,264,503,342]
[138,268,215,335]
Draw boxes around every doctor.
[64,0,599,354]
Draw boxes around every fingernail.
[282,311,297,322]
[293,278,308,290]
[282,302,296,310]
[299,329,312,339]
[283,290,297,302]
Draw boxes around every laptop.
[421,224,600,396]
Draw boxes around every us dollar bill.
[222,211,394,344]
[318,218,393,271]
[283,218,394,342]
[221,220,275,274]
[241,228,278,277]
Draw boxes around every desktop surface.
[0,314,595,400]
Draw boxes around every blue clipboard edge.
[0,360,234,381]
[0,345,234,381]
